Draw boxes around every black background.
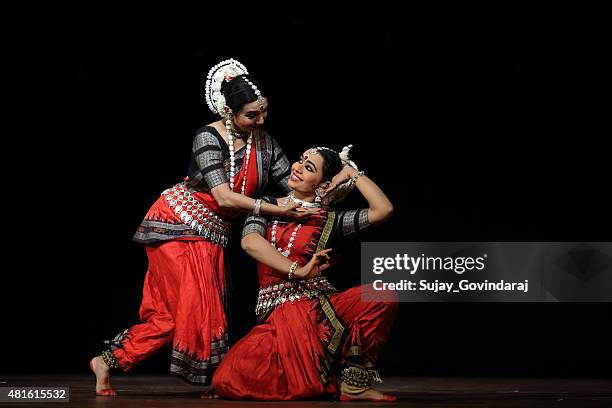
[4,3,611,377]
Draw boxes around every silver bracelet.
[253,199,262,216]
[350,170,365,185]
[288,261,298,280]
[351,170,365,183]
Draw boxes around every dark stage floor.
[0,374,610,407]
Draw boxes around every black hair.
[314,148,343,182]
[220,74,265,113]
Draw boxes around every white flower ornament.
[205,58,249,116]
[339,144,359,171]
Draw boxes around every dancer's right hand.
[279,202,321,220]
[295,249,332,279]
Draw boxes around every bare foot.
[201,388,219,399]
[89,356,118,396]
[340,387,396,402]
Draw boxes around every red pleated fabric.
[113,239,227,370]
[212,285,398,400]
[109,135,261,384]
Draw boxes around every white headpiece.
[339,145,359,171]
[204,58,263,116]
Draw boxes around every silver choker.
[288,191,321,209]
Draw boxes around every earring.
[315,186,325,203]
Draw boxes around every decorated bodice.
[133,127,291,246]
[259,211,328,287]
[243,203,369,317]
[185,126,291,219]
[243,203,370,287]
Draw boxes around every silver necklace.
[270,221,302,257]
[225,119,252,194]
[288,191,321,209]
[270,195,304,257]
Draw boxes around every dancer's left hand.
[322,166,358,196]
[295,249,332,279]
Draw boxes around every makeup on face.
[288,151,324,190]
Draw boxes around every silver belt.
[162,183,231,247]
[255,276,337,316]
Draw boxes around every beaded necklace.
[225,120,252,194]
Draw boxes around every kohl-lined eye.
[297,156,314,172]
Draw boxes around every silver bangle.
[349,170,364,186]
[351,170,364,182]
[288,261,298,280]
[253,199,262,216]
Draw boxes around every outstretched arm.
[211,183,306,217]
[193,130,314,220]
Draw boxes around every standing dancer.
[90,59,314,396]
